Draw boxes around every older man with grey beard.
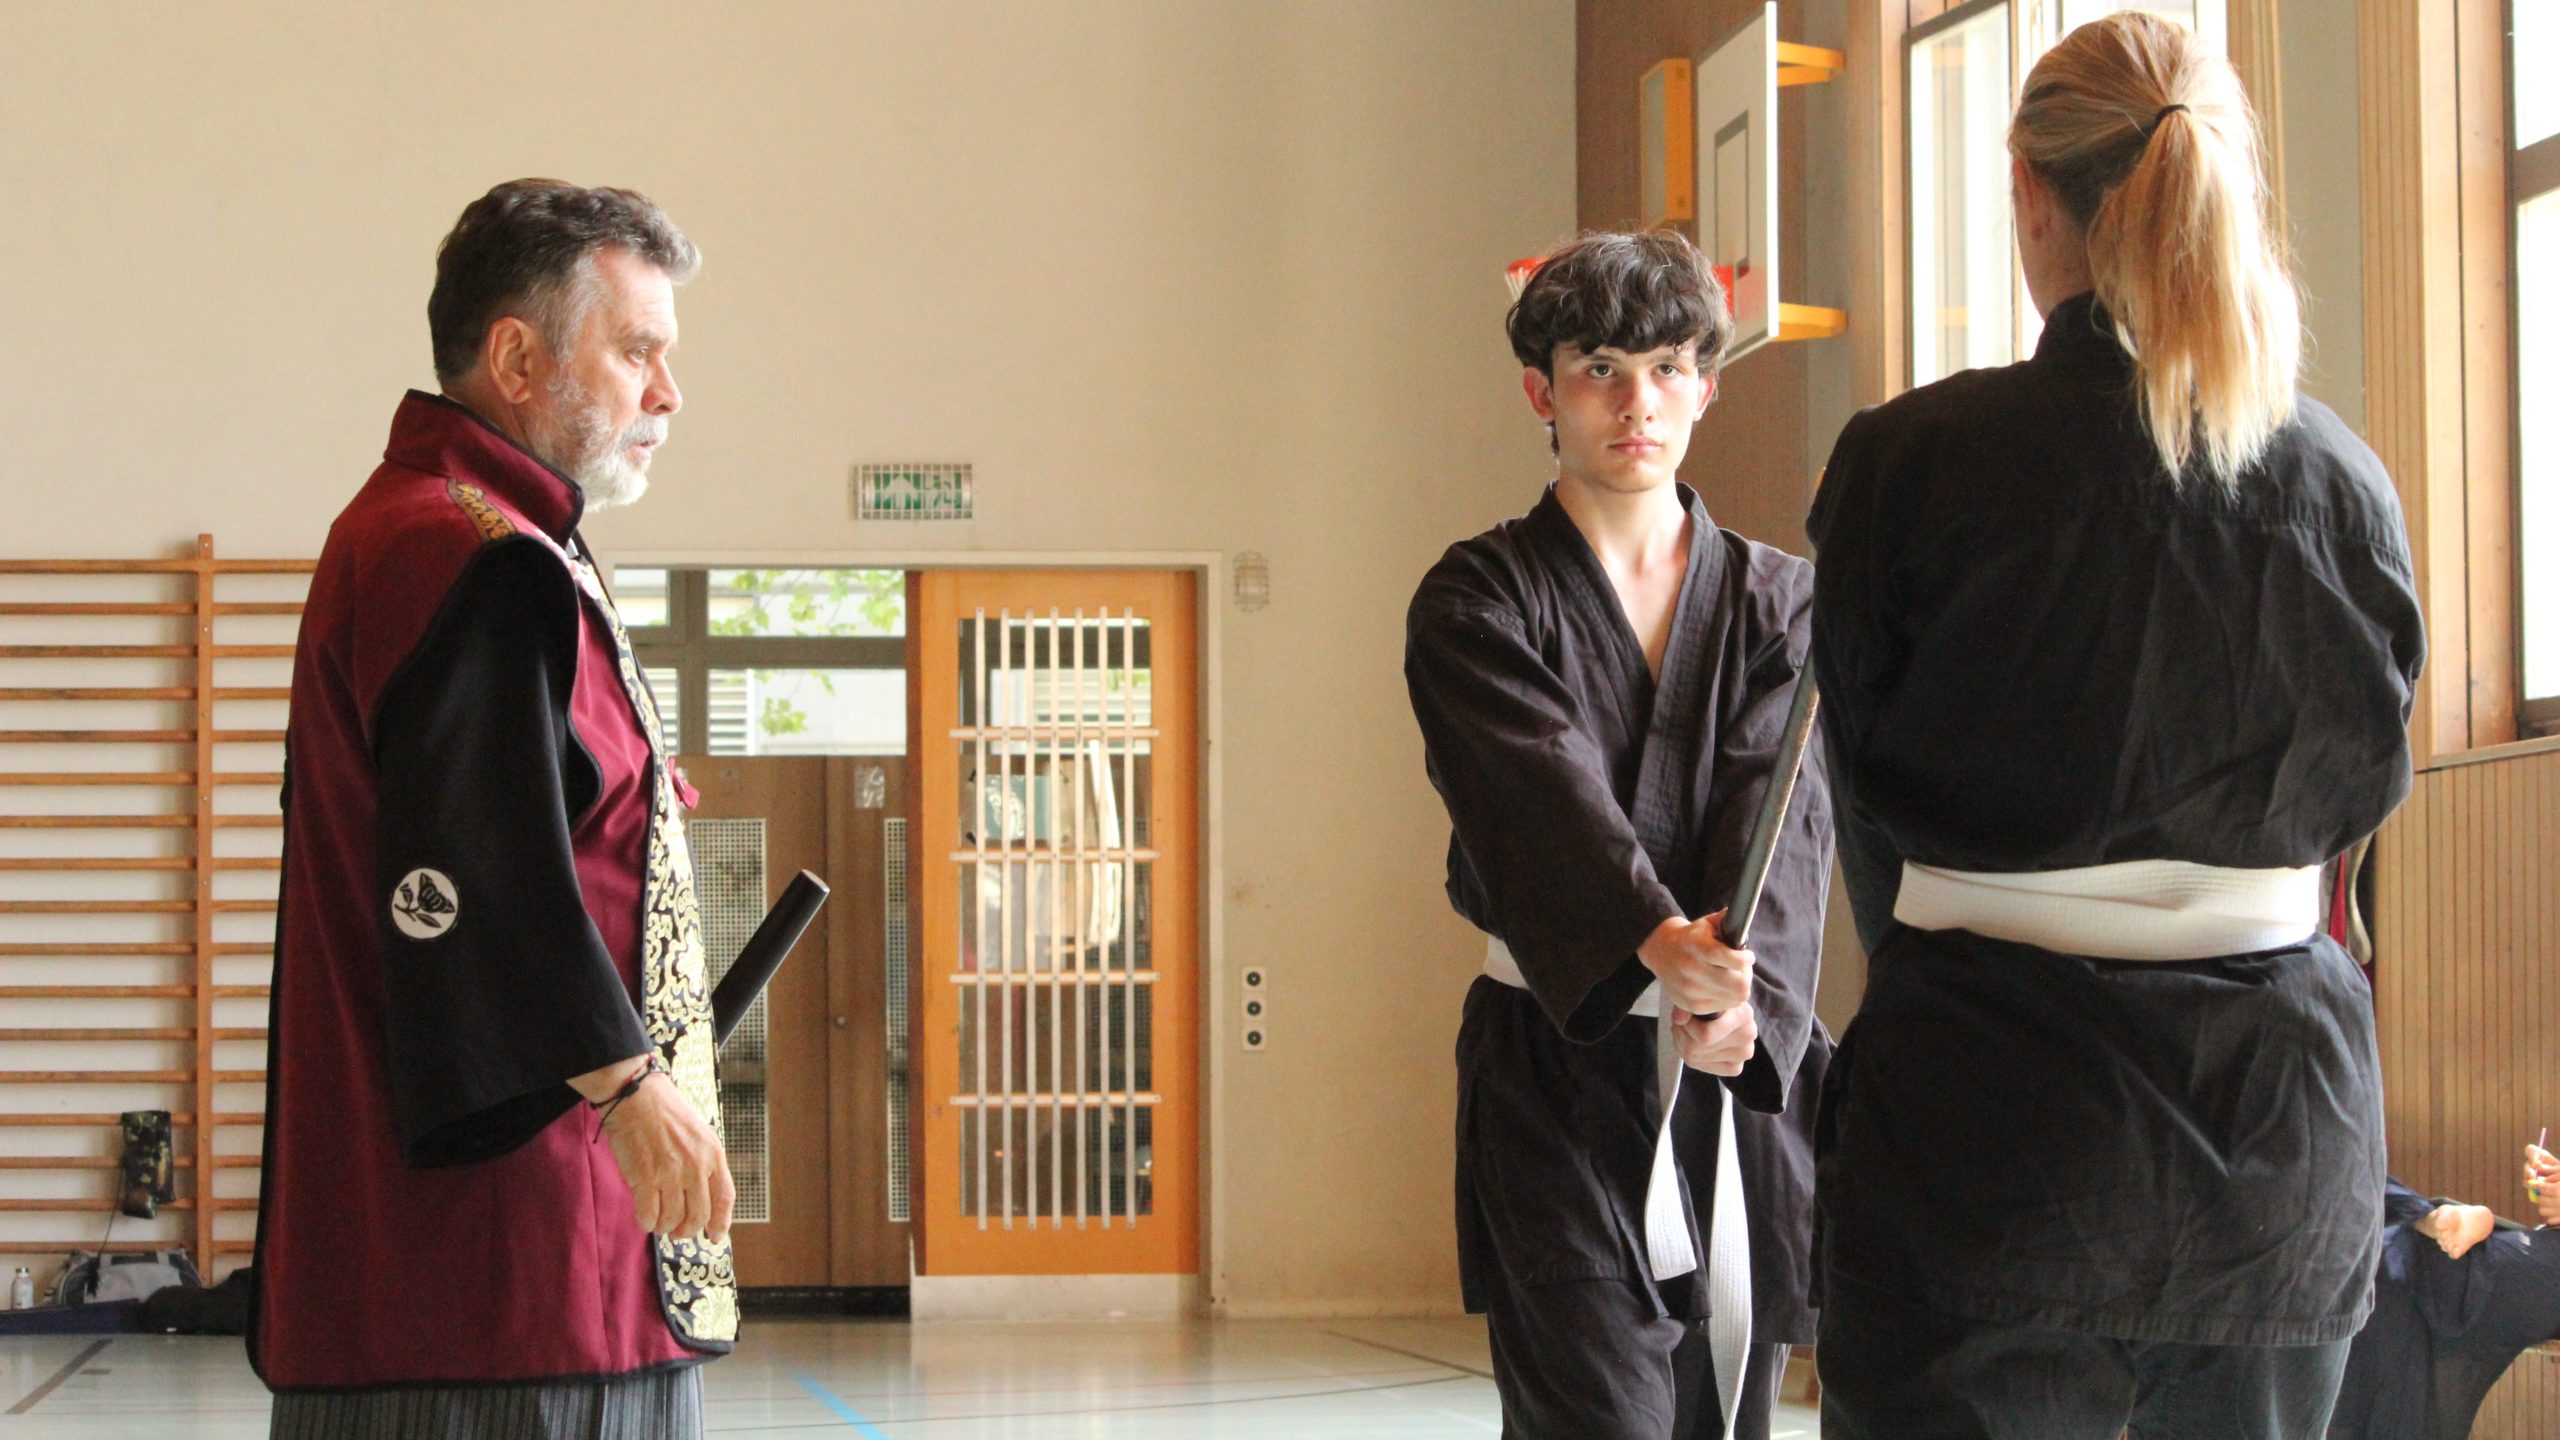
[252,179,736,1439]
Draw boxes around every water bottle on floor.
[11,1266,32,1310]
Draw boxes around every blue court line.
[789,1368,896,1438]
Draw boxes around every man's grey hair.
[427,180,699,385]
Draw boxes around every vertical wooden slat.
[2225,0,2284,220]
[1072,609,1089,1231]
[2456,0,2516,747]
[191,534,218,1266]
[1120,607,1139,1230]
[2360,0,2468,758]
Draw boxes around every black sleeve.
[1406,602,1684,1038]
[370,538,652,1168]
[1700,557,1833,1115]
[1806,409,1909,954]
[2380,1176,2437,1229]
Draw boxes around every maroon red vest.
[251,392,734,1389]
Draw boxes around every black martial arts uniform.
[1807,292,2427,1438]
[1406,483,1834,1439]
[2329,1179,2560,1439]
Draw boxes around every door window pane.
[1911,4,2017,387]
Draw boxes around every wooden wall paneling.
[825,754,911,1286]
[2359,0,2469,759]
[2371,742,2560,1436]
[0,537,305,1278]
[686,756,833,1286]
[1847,0,1909,409]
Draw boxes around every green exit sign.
[855,463,974,521]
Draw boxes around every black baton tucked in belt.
[712,870,831,1048]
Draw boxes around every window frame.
[1902,0,2230,386]
[620,565,906,755]
[2516,1,2560,733]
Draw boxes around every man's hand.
[2525,1143,2559,1226]
[573,1055,735,1245]
[1671,1001,1757,1077]
[2418,1203,2496,1260]
[1638,910,1753,1017]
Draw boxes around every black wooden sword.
[1720,674,1821,951]
[711,870,831,1048]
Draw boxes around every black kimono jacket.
[1407,483,1835,1337]
[1808,292,2427,1345]
[2330,1179,2560,1439]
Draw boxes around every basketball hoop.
[1504,256,1545,302]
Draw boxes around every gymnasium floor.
[0,1316,1820,1437]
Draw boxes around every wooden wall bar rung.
[5,1071,194,1084]
[0,1198,195,1212]
[0,559,312,576]
[0,982,194,995]
[0,902,195,915]
[0,773,195,786]
[0,646,193,660]
[0,731,197,743]
[0,1114,197,1127]
[0,859,192,873]
[0,1156,197,1170]
[0,1242,208,1255]
[0,1028,194,1041]
[0,604,193,618]
[0,1065,261,1076]
[0,772,284,786]
[0,817,191,830]
[0,942,192,953]
[0,687,194,701]
[0,536,302,1272]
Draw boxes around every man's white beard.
[534,369,666,511]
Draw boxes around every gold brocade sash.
[566,549,739,1348]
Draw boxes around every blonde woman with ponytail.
[1805,14,2426,1437]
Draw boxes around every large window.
[1906,0,2226,386]
[2517,4,2560,726]
[617,567,907,756]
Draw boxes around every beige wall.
[2280,0,2365,433]
[0,1,1577,1314]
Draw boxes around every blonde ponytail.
[2011,13,2299,486]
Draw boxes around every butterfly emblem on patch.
[391,868,459,940]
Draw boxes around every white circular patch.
[391,868,460,941]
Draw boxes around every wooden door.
[908,571,1199,1276]
[682,755,911,1287]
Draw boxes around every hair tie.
[2146,103,2190,137]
